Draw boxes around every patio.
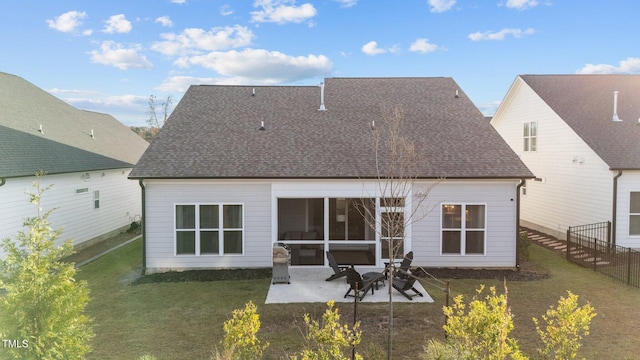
[265,267,434,304]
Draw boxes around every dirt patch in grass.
[131,268,273,285]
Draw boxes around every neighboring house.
[0,72,149,253]
[491,74,640,248]
[129,77,533,273]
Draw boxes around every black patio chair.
[325,251,350,281]
[344,268,376,300]
[386,251,414,280]
[392,271,424,301]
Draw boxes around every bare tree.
[359,107,440,360]
[138,94,173,142]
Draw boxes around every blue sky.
[2,0,639,126]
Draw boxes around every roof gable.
[0,72,148,178]
[130,77,532,179]
[520,74,640,169]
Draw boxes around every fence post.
[566,229,571,261]
[592,237,597,271]
[628,247,632,286]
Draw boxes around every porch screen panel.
[278,198,324,240]
[630,192,640,236]
[329,198,375,241]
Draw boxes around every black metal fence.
[567,221,640,288]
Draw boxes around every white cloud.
[155,16,173,27]
[220,5,234,16]
[335,0,357,8]
[361,41,398,56]
[152,25,254,56]
[468,27,534,41]
[46,11,87,33]
[409,38,438,53]
[89,41,153,70]
[171,0,187,4]
[103,14,132,34]
[576,57,640,74]
[178,48,332,84]
[156,76,218,92]
[505,0,538,10]
[251,0,317,24]
[428,0,456,13]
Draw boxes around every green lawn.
[76,239,640,359]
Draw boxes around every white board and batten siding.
[492,79,613,240]
[144,178,521,272]
[143,179,272,273]
[0,169,141,255]
[615,171,640,248]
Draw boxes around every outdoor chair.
[385,251,414,280]
[325,251,350,281]
[344,268,376,300]
[392,271,424,300]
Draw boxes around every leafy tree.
[212,301,269,360]
[0,176,94,359]
[291,300,362,360]
[533,291,596,360]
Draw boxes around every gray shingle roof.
[130,77,532,179]
[0,72,149,178]
[520,74,640,170]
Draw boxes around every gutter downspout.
[138,179,147,275]
[515,179,526,270]
[0,178,5,187]
[612,170,623,246]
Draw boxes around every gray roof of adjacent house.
[130,77,533,179]
[520,74,640,170]
[0,72,149,178]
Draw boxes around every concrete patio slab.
[265,268,434,304]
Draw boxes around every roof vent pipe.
[612,90,622,122]
[39,124,44,134]
[90,129,95,138]
[318,82,327,111]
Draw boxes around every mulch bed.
[131,261,549,285]
[131,268,273,285]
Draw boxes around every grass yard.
[75,239,640,360]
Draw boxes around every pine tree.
[0,176,94,359]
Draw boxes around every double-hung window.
[630,192,640,236]
[175,204,243,255]
[441,204,486,255]
[523,121,537,152]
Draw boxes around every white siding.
[144,180,272,272]
[0,169,141,256]
[492,78,613,240]
[615,171,640,248]
[144,178,520,271]
[411,180,520,268]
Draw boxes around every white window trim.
[440,202,487,256]
[523,121,537,152]
[630,192,640,237]
[174,203,245,256]
[93,190,100,210]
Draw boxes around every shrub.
[0,178,94,359]
[212,301,269,360]
[533,291,596,360]
[291,300,363,360]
